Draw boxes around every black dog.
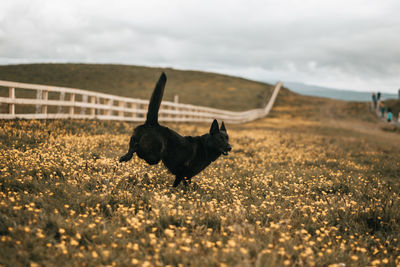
[119,73,231,187]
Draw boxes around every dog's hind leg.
[119,151,134,162]
[119,136,136,162]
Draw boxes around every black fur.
[119,73,231,187]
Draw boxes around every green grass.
[0,63,274,111]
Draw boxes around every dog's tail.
[146,72,167,126]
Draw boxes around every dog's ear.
[220,121,227,133]
[210,119,219,135]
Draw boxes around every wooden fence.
[0,79,282,124]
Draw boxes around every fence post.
[90,96,96,117]
[81,95,88,115]
[41,90,48,115]
[105,99,113,116]
[58,92,65,114]
[96,97,100,115]
[9,87,15,116]
[36,90,42,114]
[69,93,75,117]
[174,95,179,120]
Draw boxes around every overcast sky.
[0,0,399,93]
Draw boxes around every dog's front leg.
[119,136,136,162]
[173,176,184,187]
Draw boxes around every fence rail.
[0,79,282,124]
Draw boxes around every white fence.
[0,79,282,124]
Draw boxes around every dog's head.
[209,119,232,155]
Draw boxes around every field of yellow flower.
[1,114,399,266]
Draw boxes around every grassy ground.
[0,64,273,111]
[1,92,399,266]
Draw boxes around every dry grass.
[0,64,273,111]
[1,68,399,265]
[1,114,399,266]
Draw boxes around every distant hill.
[0,64,275,111]
[284,82,398,102]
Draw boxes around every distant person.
[398,89,400,99]
[377,92,381,101]
[387,108,392,122]
[372,93,377,109]
[379,100,385,118]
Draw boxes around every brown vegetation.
[0,64,273,111]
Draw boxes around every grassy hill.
[0,64,275,111]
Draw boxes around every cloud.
[0,0,399,93]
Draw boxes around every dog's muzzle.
[222,145,232,155]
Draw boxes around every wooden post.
[81,95,88,115]
[36,90,42,114]
[90,96,96,117]
[96,97,100,115]
[41,90,48,115]
[9,87,15,115]
[58,92,65,114]
[69,93,75,116]
[104,99,113,116]
[174,95,179,119]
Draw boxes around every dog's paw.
[119,154,130,162]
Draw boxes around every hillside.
[0,64,275,111]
